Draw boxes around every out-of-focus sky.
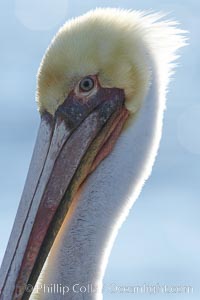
[0,0,199,299]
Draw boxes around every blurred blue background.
[0,0,199,299]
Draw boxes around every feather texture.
[37,8,186,115]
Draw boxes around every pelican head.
[0,8,186,300]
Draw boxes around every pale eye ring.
[79,77,95,92]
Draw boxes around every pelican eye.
[79,77,94,92]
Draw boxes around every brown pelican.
[0,8,186,300]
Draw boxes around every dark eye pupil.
[83,80,90,88]
[80,77,94,92]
